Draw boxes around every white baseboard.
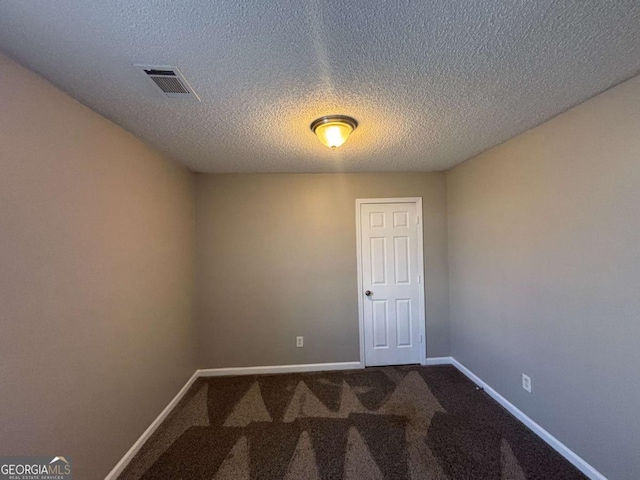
[197,361,363,377]
[104,370,200,480]
[448,358,606,480]
[424,356,454,366]
[106,358,605,480]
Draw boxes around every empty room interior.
[1,1,639,479]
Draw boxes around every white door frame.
[355,197,427,367]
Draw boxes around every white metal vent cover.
[134,65,200,101]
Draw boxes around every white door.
[358,201,424,366]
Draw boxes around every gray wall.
[196,173,449,367]
[447,74,640,479]
[0,54,197,479]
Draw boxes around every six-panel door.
[360,202,422,366]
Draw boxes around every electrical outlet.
[296,336,304,348]
[522,373,532,393]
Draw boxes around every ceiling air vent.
[134,65,200,101]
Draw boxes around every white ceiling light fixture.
[310,115,358,149]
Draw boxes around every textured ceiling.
[0,1,639,173]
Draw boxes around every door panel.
[370,237,387,285]
[372,300,389,348]
[360,202,422,366]
[393,236,410,284]
[395,298,412,347]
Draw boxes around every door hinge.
[417,275,421,284]
[417,216,420,225]
[419,334,423,343]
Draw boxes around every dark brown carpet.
[118,365,586,479]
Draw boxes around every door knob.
[365,290,372,296]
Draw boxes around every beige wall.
[447,74,640,479]
[0,54,196,479]
[195,173,449,368]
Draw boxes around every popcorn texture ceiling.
[0,1,639,173]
